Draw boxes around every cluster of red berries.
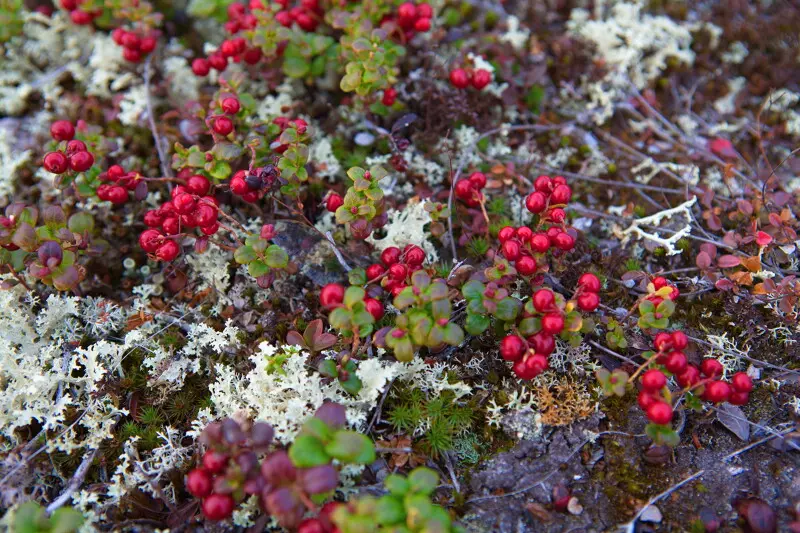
[191,3,264,77]
[371,245,426,297]
[139,175,214,261]
[383,2,433,39]
[111,27,158,63]
[639,331,753,426]
[496,223,578,273]
[96,165,143,204]
[42,121,95,175]
[60,0,101,25]
[646,276,680,305]
[320,283,385,321]
[275,0,324,32]
[449,68,492,90]
[381,87,398,106]
[454,171,487,207]
[499,274,599,380]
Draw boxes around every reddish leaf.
[717,255,741,268]
[715,278,735,291]
[769,213,783,227]
[736,200,753,216]
[756,231,773,247]
[709,138,737,159]
[696,251,713,270]
[286,330,306,348]
[742,256,762,272]
[700,242,717,259]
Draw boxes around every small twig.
[588,340,640,366]
[46,448,98,515]
[144,56,172,180]
[443,451,461,494]
[324,231,352,272]
[367,377,396,434]
[375,446,413,454]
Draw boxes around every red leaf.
[717,255,742,268]
[696,251,713,270]
[755,231,773,247]
[709,138,737,159]
[715,278,735,291]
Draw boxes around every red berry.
[326,193,344,213]
[641,369,666,391]
[173,193,196,215]
[192,58,210,76]
[221,97,241,115]
[653,332,672,352]
[534,175,553,193]
[70,10,92,25]
[213,117,234,136]
[515,255,537,276]
[186,468,213,498]
[652,276,668,290]
[298,518,326,533]
[541,313,564,335]
[671,331,688,350]
[665,351,688,375]
[50,120,75,141]
[202,450,228,473]
[156,240,180,261]
[275,10,292,27]
[646,402,673,425]
[729,391,749,406]
[525,191,547,213]
[449,68,469,89]
[529,233,550,253]
[500,335,525,362]
[122,47,142,63]
[388,263,408,281]
[106,164,125,181]
[404,246,426,266]
[202,494,235,521]
[243,47,263,64]
[576,291,599,312]
[220,40,238,58]
[468,171,487,189]
[703,380,731,403]
[364,298,384,320]
[497,226,515,243]
[320,283,345,309]
[471,69,492,90]
[532,289,555,313]
[676,365,701,388]
[700,359,723,378]
[366,264,384,281]
[230,175,248,196]
[380,247,401,266]
[731,372,753,393]
[65,140,87,154]
[186,175,211,196]
[390,284,407,297]
[397,2,417,20]
[382,87,397,106]
[414,17,431,32]
[106,186,128,204]
[143,210,164,227]
[553,175,567,186]
[139,229,163,253]
[139,36,157,54]
[69,151,94,172]
[241,190,260,203]
[200,223,219,235]
[529,332,555,355]
[208,54,228,71]
[515,226,533,242]
[548,208,566,224]
[638,391,658,411]
[194,205,217,227]
[550,184,572,205]
[417,3,433,18]
[162,216,180,235]
[43,151,69,174]
[501,240,520,261]
[553,232,575,251]
[578,273,600,292]
[454,179,475,200]
[61,0,78,9]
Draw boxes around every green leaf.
[340,373,362,395]
[638,299,656,315]
[211,142,243,161]
[494,297,521,322]
[393,287,417,309]
[301,417,334,442]
[318,359,338,378]
[289,435,330,467]
[283,54,310,78]
[50,507,84,533]
[248,260,270,278]
[408,467,439,495]
[234,245,256,264]
[384,474,410,496]
[650,317,669,329]
[656,299,675,318]
[348,267,367,286]
[264,244,289,269]
[388,335,414,362]
[461,280,484,300]
[344,286,366,308]
[441,323,464,346]
[324,431,375,464]
[340,71,362,92]
[517,317,541,336]
[410,269,430,289]
[375,495,405,526]
[207,160,232,181]
[329,307,352,330]
[464,313,490,336]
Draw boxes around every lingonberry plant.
[187,403,374,527]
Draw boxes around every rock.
[567,497,583,515]
[640,505,662,523]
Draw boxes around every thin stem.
[143,56,172,180]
